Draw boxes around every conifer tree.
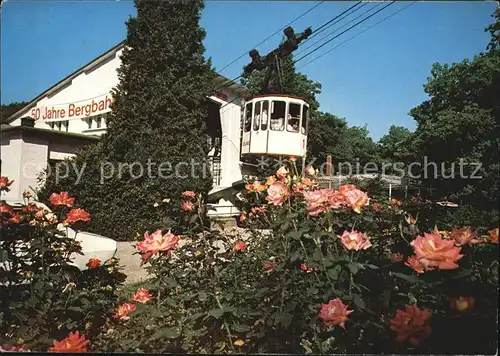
[40,0,215,239]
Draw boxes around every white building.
[1,41,250,218]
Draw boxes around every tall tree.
[307,111,347,165]
[377,125,413,167]
[486,4,500,51]
[0,101,28,122]
[409,7,500,222]
[40,0,215,240]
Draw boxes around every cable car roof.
[247,93,307,101]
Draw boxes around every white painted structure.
[241,94,309,157]
[1,42,249,218]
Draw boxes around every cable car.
[240,26,312,159]
[241,94,309,157]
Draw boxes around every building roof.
[4,41,250,124]
[1,123,100,142]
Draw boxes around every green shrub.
[0,189,126,352]
[92,162,497,354]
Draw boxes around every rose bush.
[92,162,497,354]
[0,179,126,352]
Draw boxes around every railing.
[208,156,221,186]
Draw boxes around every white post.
[388,183,392,201]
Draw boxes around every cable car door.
[241,102,252,154]
[249,100,269,155]
[300,104,309,157]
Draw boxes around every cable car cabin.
[241,94,309,157]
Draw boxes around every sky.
[1,0,497,140]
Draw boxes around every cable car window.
[244,103,252,132]
[301,105,309,134]
[270,101,285,131]
[253,101,261,131]
[287,103,301,133]
[261,101,269,131]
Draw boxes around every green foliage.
[377,125,413,168]
[0,102,28,122]
[486,5,500,52]
[93,163,497,354]
[409,46,500,217]
[0,198,126,352]
[38,0,215,241]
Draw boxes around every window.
[270,101,285,131]
[83,114,107,130]
[301,105,309,134]
[261,101,269,131]
[287,103,301,133]
[244,103,252,132]
[253,101,261,131]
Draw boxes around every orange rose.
[64,208,90,224]
[136,229,179,256]
[266,181,289,206]
[182,191,196,199]
[302,189,332,216]
[276,166,289,179]
[180,201,194,211]
[449,227,481,246]
[0,202,14,216]
[265,176,276,186]
[390,305,432,346]
[263,260,277,273]
[246,180,266,192]
[302,188,346,216]
[49,192,75,207]
[130,288,153,303]
[339,185,370,213]
[249,205,267,216]
[48,331,90,352]
[305,165,316,176]
[86,258,101,269]
[410,233,463,271]
[0,176,14,192]
[232,240,246,252]
[8,212,21,224]
[338,230,372,251]
[114,303,136,320]
[318,298,353,329]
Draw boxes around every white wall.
[11,49,123,135]
[6,45,245,216]
[18,136,50,198]
[0,133,23,202]
[1,130,96,203]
